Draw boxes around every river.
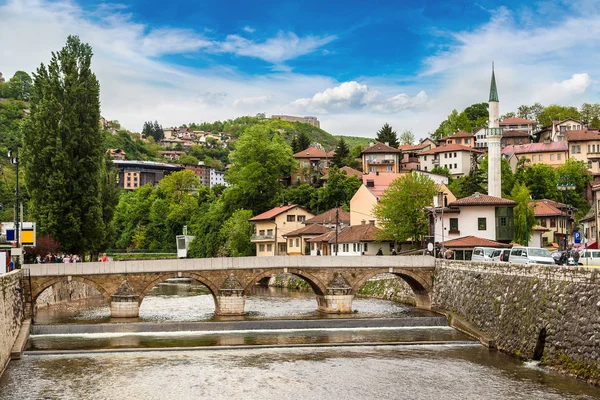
[1,279,599,399]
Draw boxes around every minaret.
[486,63,502,197]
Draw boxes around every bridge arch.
[352,268,433,310]
[243,268,327,296]
[138,272,220,304]
[32,276,112,305]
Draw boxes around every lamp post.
[556,183,575,250]
[438,191,445,257]
[8,148,19,267]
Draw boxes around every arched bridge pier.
[24,256,435,318]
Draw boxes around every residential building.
[350,172,451,228]
[113,160,184,190]
[182,164,212,187]
[439,236,512,261]
[283,224,332,256]
[304,207,350,230]
[249,205,315,256]
[433,193,516,244]
[501,142,568,170]
[501,130,532,147]
[398,140,437,170]
[159,150,186,160]
[292,147,334,185]
[417,144,484,177]
[537,119,586,143]
[438,130,476,147]
[271,115,320,128]
[327,222,394,256]
[566,129,600,175]
[579,208,597,249]
[499,117,536,134]
[321,166,363,181]
[107,148,126,161]
[530,199,574,246]
[306,231,336,256]
[210,168,228,187]
[361,142,402,174]
[473,127,488,149]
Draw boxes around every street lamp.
[556,183,575,250]
[7,149,19,249]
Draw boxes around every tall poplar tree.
[22,35,105,256]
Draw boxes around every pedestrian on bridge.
[376,248,383,256]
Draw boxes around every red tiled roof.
[305,208,350,225]
[328,224,385,243]
[501,130,530,138]
[362,173,404,199]
[501,142,568,155]
[419,144,483,156]
[293,147,334,158]
[398,142,432,151]
[442,130,474,139]
[361,142,402,154]
[283,224,332,237]
[249,204,300,221]
[322,166,363,180]
[306,231,337,243]
[530,199,565,217]
[449,193,516,207]
[500,117,536,125]
[566,130,600,142]
[441,235,512,248]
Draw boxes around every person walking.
[573,250,580,266]
[101,253,108,262]
[391,248,397,256]
[376,248,383,256]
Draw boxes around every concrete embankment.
[0,271,24,375]
[433,260,600,386]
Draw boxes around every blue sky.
[1,0,599,138]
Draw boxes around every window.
[297,215,306,223]
[386,166,393,172]
[465,139,471,144]
[454,163,457,169]
[343,244,349,252]
[296,238,300,248]
[550,218,556,228]
[478,218,486,230]
[500,217,507,227]
[259,244,265,252]
[259,230,265,236]
[532,155,536,161]
[456,139,462,144]
[444,153,447,159]
[572,145,581,154]
[303,161,309,167]
[454,152,457,157]
[588,161,593,169]
[266,244,272,252]
[287,215,296,222]
[289,239,293,247]
[540,218,546,227]
[353,243,357,252]
[449,218,459,233]
[364,243,368,252]
[550,154,554,161]
[267,229,273,236]
[280,244,287,253]
[539,155,543,161]
[369,166,377,172]
[557,154,561,160]
[424,156,427,161]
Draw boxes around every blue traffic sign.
[574,231,581,244]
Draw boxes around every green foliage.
[178,154,199,165]
[105,130,161,160]
[376,123,399,148]
[219,209,255,257]
[517,163,558,200]
[448,155,484,198]
[4,71,32,101]
[226,125,295,214]
[297,131,311,151]
[142,120,164,141]
[478,155,515,196]
[580,103,600,129]
[282,184,317,211]
[374,172,437,246]
[510,182,536,245]
[555,159,591,217]
[538,105,581,127]
[430,166,451,178]
[433,103,488,140]
[315,167,362,212]
[22,35,106,255]
[399,130,415,145]
[516,103,544,122]
[187,144,229,167]
[331,137,350,168]
[290,135,299,153]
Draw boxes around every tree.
[226,125,295,214]
[290,135,300,153]
[399,130,415,145]
[430,166,451,178]
[555,159,591,217]
[510,182,536,245]
[142,120,164,141]
[314,167,362,211]
[22,35,105,256]
[374,172,437,247]
[517,103,545,123]
[219,209,255,257]
[178,154,199,165]
[580,103,600,129]
[376,123,399,147]
[519,163,557,200]
[478,155,515,196]
[462,102,489,128]
[5,71,32,101]
[448,153,484,198]
[538,105,580,127]
[296,131,311,151]
[332,137,350,168]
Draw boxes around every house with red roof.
[249,204,315,256]
[501,130,532,147]
[418,144,484,177]
[398,139,437,170]
[529,199,574,247]
[501,142,568,172]
[360,142,402,174]
[499,117,537,134]
[438,130,476,148]
[565,129,600,176]
[292,147,335,185]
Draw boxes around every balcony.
[251,234,275,241]
[367,159,396,165]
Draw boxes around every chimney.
[361,220,366,225]
[369,142,374,147]
[385,142,389,146]
[376,171,379,176]
[369,220,375,226]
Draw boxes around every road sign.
[574,231,581,244]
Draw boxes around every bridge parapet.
[23,255,435,276]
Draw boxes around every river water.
[1,279,600,399]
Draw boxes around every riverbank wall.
[433,260,600,385]
[35,281,102,310]
[0,271,23,375]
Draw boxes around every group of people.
[33,254,81,264]
[559,248,581,266]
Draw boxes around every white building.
[417,144,483,177]
[210,169,229,187]
[499,117,536,134]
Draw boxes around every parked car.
[576,250,600,266]
[472,247,499,262]
[552,251,567,265]
[491,248,511,262]
[510,247,555,265]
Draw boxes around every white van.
[472,247,498,262]
[578,250,600,266]
[509,247,555,265]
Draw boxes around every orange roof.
[249,204,300,221]
[363,173,404,199]
[322,166,363,180]
[500,117,536,125]
[329,224,385,243]
[398,142,434,152]
[566,130,600,142]
[440,130,474,140]
[361,142,402,154]
[501,130,530,138]
[449,193,516,207]
[306,231,337,243]
[441,235,512,248]
[293,147,334,158]
[419,144,483,156]
[530,199,565,217]
[305,208,350,225]
[283,224,332,237]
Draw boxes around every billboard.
[1,222,36,247]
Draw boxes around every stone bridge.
[23,256,435,318]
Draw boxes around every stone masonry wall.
[36,281,102,309]
[0,271,23,375]
[433,260,600,385]
[356,273,415,305]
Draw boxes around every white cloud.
[243,26,255,33]
[233,96,271,108]
[550,73,591,94]
[291,81,429,114]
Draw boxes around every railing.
[251,234,275,241]
[367,160,396,164]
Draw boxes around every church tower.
[486,64,502,197]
